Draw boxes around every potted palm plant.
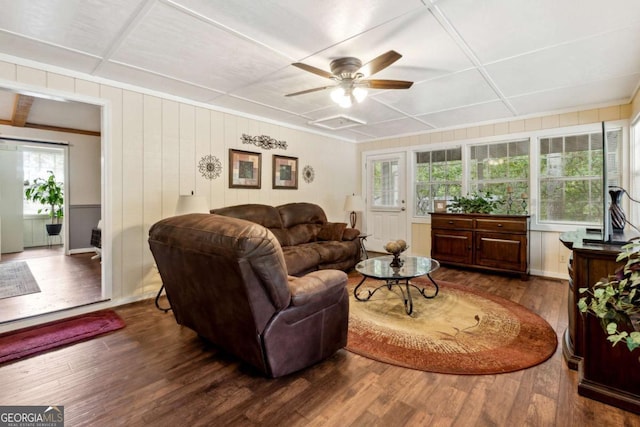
[578,239,640,352]
[24,170,64,236]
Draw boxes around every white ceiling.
[0,0,638,142]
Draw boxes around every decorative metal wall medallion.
[241,133,287,150]
[302,165,315,183]
[198,155,222,180]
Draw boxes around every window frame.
[412,145,463,217]
[467,138,531,215]
[403,120,629,232]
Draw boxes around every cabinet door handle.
[497,223,503,227]
[448,220,454,224]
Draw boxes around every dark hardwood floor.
[1,261,639,426]
[0,246,103,323]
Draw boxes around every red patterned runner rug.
[0,309,125,364]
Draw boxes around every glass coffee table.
[354,256,440,315]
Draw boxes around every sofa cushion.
[212,204,283,229]
[317,222,347,242]
[287,223,321,246]
[313,240,359,264]
[282,244,322,276]
[278,202,327,228]
[212,204,290,246]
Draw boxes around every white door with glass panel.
[365,153,407,253]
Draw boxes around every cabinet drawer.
[432,217,473,230]
[475,218,527,232]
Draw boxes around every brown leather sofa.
[212,202,361,276]
[148,213,349,378]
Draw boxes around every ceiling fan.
[285,50,413,108]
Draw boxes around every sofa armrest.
[342,228,360,241]
[287,270,347,306]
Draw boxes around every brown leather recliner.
[148,213,349,378]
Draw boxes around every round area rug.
[346,276,557,375]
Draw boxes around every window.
[371,158,399,208]
[23,147,64,215]
[414,147,462,216]
[469,139,529,214]
[538,129,621,224]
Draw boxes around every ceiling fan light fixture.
[331,86,367,108]
[330,87,346,104]
[353,87,368,103]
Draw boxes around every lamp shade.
[344,195,365,212]
[175,195,209,215]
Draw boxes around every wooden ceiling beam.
[11,94,34,127]
[0,118,101,137]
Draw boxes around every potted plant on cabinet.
[449,191,501,214]
[578,239,640,351]
[24,170,64,236]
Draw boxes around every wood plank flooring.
[0,247,103,323]
[1,263,639,426]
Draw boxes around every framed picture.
[229,149,261,189]
[272,155,298,189]
[434,200,447,212]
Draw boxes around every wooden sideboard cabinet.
[430,213,529,278]
[559,229,640,414]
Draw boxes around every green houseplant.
[24,170,64,236]
[578,239,640,352]
[449,191,501,214]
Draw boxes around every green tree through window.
[538,129,621,223]
[414,148,462,216]
[470,139,529,214]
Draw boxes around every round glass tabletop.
[355,256,439,280]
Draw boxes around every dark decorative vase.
[609,189,625,231]
[46,223,63,236]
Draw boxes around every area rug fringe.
[0,309,125,364]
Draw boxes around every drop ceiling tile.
[172,0,425,61]
[98,62,223,102]
[358,117,434,139]
[417,100,514,128]
[0,0,147,56]
[486,27,640,97]
[438,0,640,63]
[210,95,315,125]
[373,69,499,116]
[229,69,337,113]
[508,74,639,115]
[111,2,291,92]
[307,8,475,83]
[305,99,405,125]
[0,33,101,74]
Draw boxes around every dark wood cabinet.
[430,213,529,277]
[560,229,640,414]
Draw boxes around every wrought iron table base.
[354,274,439,315]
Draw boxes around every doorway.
[0,85,104,324]
[365,152,408,253]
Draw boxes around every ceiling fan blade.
[360,50,402,76]
[363,79,413,90]
[292,63,335,79]
[285,86,333,97]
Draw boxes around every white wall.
[0,57,359,309]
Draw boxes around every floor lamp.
[344,194,364,229]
